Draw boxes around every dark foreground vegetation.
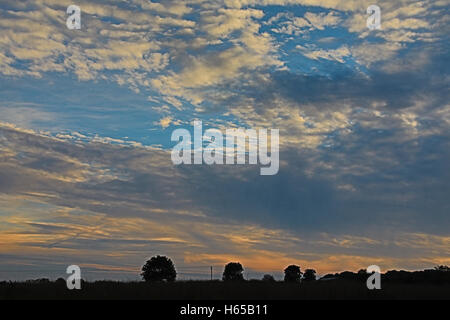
[2,257,449,300]
[2,274,450,300]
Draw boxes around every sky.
[0,0,449,281]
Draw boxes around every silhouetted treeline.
[321,268,450,284]
[1,260,449,299]
[7,267,448,286]
[138,255,450,285]
[3,253,450,287]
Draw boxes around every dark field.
[1,280,449,300]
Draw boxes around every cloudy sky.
[0,0,449,281]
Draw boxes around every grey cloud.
[1,119,449,238]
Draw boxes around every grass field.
[1,280,449,300]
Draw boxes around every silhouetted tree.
[338,271,358,281]
[141,255,177,282]
[320,273,337,280]
[303,269,317,281]
[357,268,367,281]
[434,265,450,272]
[55,278,66,286]
[284,265,302,283]
[262,274,276,282]
[223,262,244,281]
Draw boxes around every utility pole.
[210,266,213,281]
